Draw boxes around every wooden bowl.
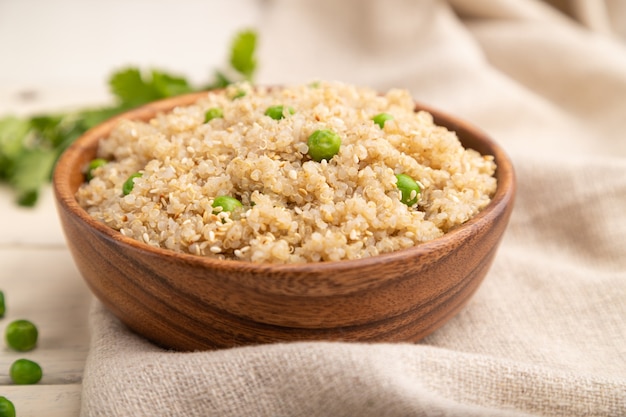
[53,91,515,351]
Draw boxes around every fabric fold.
[82,301,625,417]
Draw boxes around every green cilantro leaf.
[229,30,257,80]
[151,70,194,97]
[79,106,126,130]
[0,116,30,179]
[203,70,233,90]
[109,68,162,108]
[109,68,195,108]
[10,148,58,207]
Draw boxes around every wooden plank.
[1,384,82,417]
[0,247,90,416]
[0,248,90,344]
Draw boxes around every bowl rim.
[53,89,516,275]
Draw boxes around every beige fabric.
[81,1,626,416]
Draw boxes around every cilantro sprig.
[0,29,258,206]
[229,29,257,81]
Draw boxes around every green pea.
[86,158,107,181]
[0,396,16,417]
[5,319,38,352]
[265,105,295,120]
[204,107,223,123]
[122,172,143,196]
[372,113,394,128]
[395,173,421,206]
[10,359,42,385]
[307,129,342,162]
[212,196,243,214]
[0,290,5,318]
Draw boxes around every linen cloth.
[81,0,626,415]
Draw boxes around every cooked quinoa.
[76,81,497,263]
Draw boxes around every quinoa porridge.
[76,81,497,263]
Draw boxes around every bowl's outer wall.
[53,92,515,351]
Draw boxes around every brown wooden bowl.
[53,91,515,351]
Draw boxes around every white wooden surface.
[0,193,91,416]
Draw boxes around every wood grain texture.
[53,92,516,351]
[1,384,82,417]
[0,247,90,416]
